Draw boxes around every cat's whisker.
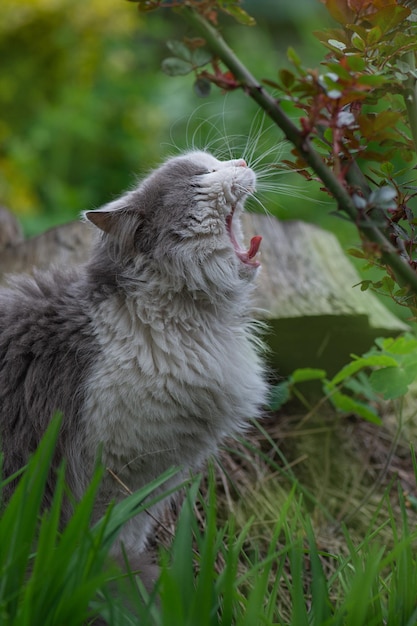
[170,109,319,217]
[247,194,273,217]
[242,110,265,165]
[242,114,284,166]
[256,164,290,176]
[220,97,235,160]
[248,140,287,170]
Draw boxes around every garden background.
[1,0,335,235]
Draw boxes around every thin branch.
[403,51,417,158]
[180,7,417,297]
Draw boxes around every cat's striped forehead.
[166,150,220,170]
[160,150,250,180]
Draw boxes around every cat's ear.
[84,209,115,235]
[83,197,135,236]
[83,203,146,253]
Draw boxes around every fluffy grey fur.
[0,150,268,569]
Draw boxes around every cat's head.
[84,151,262,294]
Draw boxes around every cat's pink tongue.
[248,236,262,260]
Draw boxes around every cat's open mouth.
[226,208,261,268]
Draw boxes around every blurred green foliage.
[1,0,164,233]
[1,0,334,236]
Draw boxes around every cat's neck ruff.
[84,286,266,465]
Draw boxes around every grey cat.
[0,150,268,579]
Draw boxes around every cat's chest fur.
[83,291,265,482]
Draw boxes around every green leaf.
[379,334,417,355]
[290,368,327,383]
[268,381,291,410]
[327,39,346,51]
[279,68,295,89]
[161,57,194,76]
[369,5,411,34]
[371,275,395,295]
[328,390,382,424]
[367,25,382,46]
[357,74,387,87]
[364,336,417,399]
[394,286,410,298]
[325,62,351,81]
[222,5,256,26]
[370,361,417,399]
[351,32,365,51]
[287,46,302,68]
[360,280,372,291]
[166,39,192,62]
[329,355,399,387]
[191,47,212,67]
[396,60,412,75]
[380,161,395,176]
[347,248,367,259]
[343,371,380,403]
[346,54,366,71]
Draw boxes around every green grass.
[0,416,178,625]
[1,415,417,625]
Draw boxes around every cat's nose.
[234,159,247,167]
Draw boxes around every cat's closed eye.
[195,168,217,175]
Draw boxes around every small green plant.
[270,332,417,423]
